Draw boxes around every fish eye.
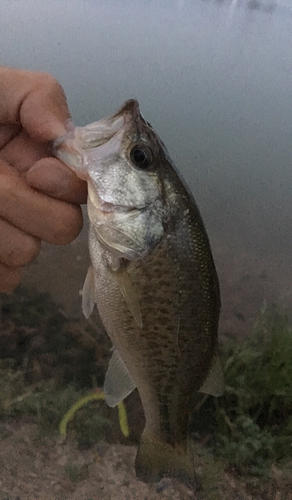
[130,144,153,169]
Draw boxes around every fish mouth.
[56,100,140,149]
[53,114,125,173]
[53,99,142,178]
[78,99,142,148]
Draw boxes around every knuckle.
[37,72,62,90]
[0,174,18,196]
[37,73,66,102]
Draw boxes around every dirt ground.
[1,420,290,500]
[1,229,292,500]
[0,420,192,500]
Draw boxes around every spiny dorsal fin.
[82,265,96,318]
[199,354,225,397]
[104,347,136,407]
[109,265,142,328]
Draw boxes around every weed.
[191,443,225,500]
[193,303,292,474]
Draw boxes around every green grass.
[193,303,292,475]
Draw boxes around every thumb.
[0,67,70,142]
[20,78,71,141]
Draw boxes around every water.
[1,0,292,325]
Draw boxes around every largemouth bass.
[54,100,224,486]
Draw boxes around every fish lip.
[72,100,140,150]
[111,99,140,120]
[89,99,141,143]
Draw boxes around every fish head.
[53,100,176,260]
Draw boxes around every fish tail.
[135,434,197,488]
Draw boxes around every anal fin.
[199,354,225,397]
[104,347,136,407]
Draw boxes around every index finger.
[26,157,88,204]
[0,167,83,245]
[0,67,70,141]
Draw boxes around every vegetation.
[0,287,110,447]
[0,286,106,388]
[193,303,292,476]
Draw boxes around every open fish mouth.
[53,115,124,171]
[53,99,142,179]
[54,99,140,152]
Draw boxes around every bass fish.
[54,100,224,486]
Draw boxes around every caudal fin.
[135,435,198,488]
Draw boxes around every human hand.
[0,67,87,292]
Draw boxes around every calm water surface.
[1,0,292,320]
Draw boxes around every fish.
[53,99,224,486]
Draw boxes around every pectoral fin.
[104,347,136,407]
[110,266,143,328]
[82,265,96,318]
[199,354,225,397]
